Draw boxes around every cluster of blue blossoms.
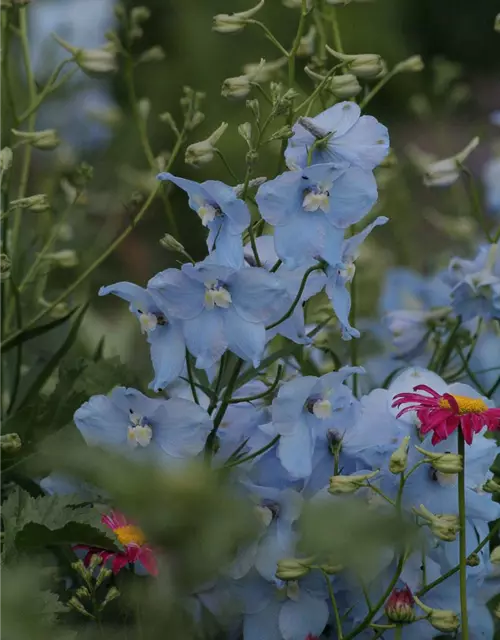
[43,103,500,638]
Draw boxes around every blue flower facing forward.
[256,163,378,269]
[325,216,388,339]
[158,172,250,268]
[285,101,389,171]
[74,387,212,465]
[99,281,185,391]
[148,259,288,369]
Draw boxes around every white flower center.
[197,203,218,227]
[204,281,232,309]
[312,398,333,419]
[303,189,330,213]
[254,505,273,528]
[127,413,153,448]
[339,261,356,282]
[139,312,158,334]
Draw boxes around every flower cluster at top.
[41,102,500,640]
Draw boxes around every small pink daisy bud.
[385,585,416,623]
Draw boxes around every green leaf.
[73,355,138,396]
[13,303,89,412]
[1,305,81,353]
[1,488,115,560]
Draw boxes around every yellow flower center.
[114,524,146,547]
[438,394,488,415]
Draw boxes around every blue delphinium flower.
[444,243,500,321]
[148,258,287,369]
[325,216,388,339]
[157,172,250,268]
[267,367,362,479]
[255,163,378,269]
[285,101,389,171]
[238,572,329,640]
[380,268,452,357]
[99,281,185,391]
[244,236,327,344]
[74,386,212,465]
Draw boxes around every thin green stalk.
[487,374,500,399]
[312,0,327,63]
[322,570,343,640]
[18,59,75,124]
[223,435,280,469]
[1,10,17,129]
[288,0,309,87]
[436,317,462,375]
[10,7,37,275]
[349,271,358,397]
[208,354,227,415]
[394,626,403,640]
[229,365,283,404]
[247,220,262,267]
[457,430,469,640]
[461,168,492,243]
[215,149,240,182]
[206,359,244,456]
[246,20,289,57]
[446,319,483,382]
[329,6,343,53]
[267,265,322,330]
[6,278,23,415]
[418,521,500,597]
[359,69,397,110]
[185,349,200,405]
[124,53,179,236]
[455,345,489,397]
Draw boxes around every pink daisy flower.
[77,510,158,576]
[392,384,500,445]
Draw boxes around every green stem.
[10,7,37,275]
[247,20,289,57]
[417,521,500,597]
[229,365,282,404]
[359,69,397,110]
[455,345,489,397]
[394,625,403,640]
[215,149,240,182]
[185,349,200,405]
[18,59,75,124]
[247,220,262,267]
[288,0,308,87]
[329,6,343,53]
[457,430,469,640]
[461,167,492,243]
[206,359,244,456]
[267,265,322,330]
[1,10,17,129]
[208,354,227,415]
[322,570,343,640]
[349,271,358,397]
[223,435,280,469]
[436,317,462,375]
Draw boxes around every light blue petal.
[318,223,345,266]
[274,212,329,269]
[278,424,314,479]
[255,522,294,581]
[278,593,329,640]
[272,376,317,431]
[244,235,278,269]
[325,278,360,340]
[224,308,266,366]
[203,179,250,233]
[148,268,205,320]
[255,171,303,227]
[153,397,212,458]
[157,172,208,212]
[74,393,127,448]
[333,114,389,170]
[342,216,389,262]
[324,166,378,228]
[244,601,282,640]
[148,323,186,391]
[208,221,244,269]
[99,281,154,313]
[183,310,227,369]
[230,267,288,323]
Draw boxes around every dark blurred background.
[19,0,500,376]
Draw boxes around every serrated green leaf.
[1,488,115,561]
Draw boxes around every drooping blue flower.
[148,259,288,369]
[268,367,362,479]
[325,216,388,339]
[285,101,389,171]
[379,268,452,357]
[99,281,185,391]
[74,386,212,465]
[158,173,250,268]
[244,236,327,344]
[255,163,378,269]
[444,243,500,321]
